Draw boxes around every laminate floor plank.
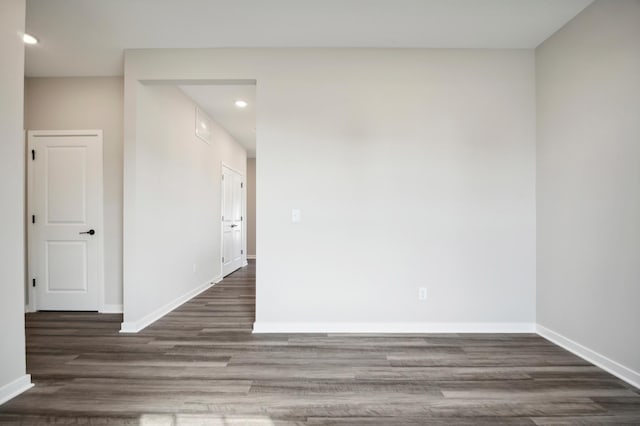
[1,260,639,425]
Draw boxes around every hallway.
[1,261,639,424]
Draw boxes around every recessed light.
[23,33,38,45]
[235,100,248,108]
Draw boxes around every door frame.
[26,130,105,312]
[220,162,247,276]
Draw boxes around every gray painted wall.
[536,0,640,374]
[0,0,29,399]
[247,158,256,257]
[123,49,536,330]
[122,84,246,329]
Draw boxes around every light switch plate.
[291,208,301,223]
[419,287,428,300]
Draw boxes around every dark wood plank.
[1,260,639,425]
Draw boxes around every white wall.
[121,84,246,331]
[0,0,32,404]
[247,158,256,257]
[537,0,640,380]
[124,49,536,332]
[24,77,124,311]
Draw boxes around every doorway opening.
[24,79,257,334]
[178,82,256,279]
[221,164,245,276]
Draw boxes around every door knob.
[79,229,95,235]
[230,224,238,228]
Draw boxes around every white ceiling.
[25,0,592,156]
[179,85,256,158]
[24,0,593,77]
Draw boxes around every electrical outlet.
[419,287,428,301]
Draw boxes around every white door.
[29,131,103,311]
[222,166,244,276]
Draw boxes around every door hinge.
[222,257,225,263]
[32,278,36,288]
[32,215,35,224]
[241,182,244,189]
[222,215,224,221]
[31,149,35,160]
[241,216,243,221]
[241,249,244,255]
[222,174,225,181]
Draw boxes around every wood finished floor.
[1,261,639,425]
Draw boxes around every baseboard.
[100,304,123,314]
[247,255,256,260]
[120,275,221,333]
[537,324,640,390]
[0,374,33,406]
[252,322,535,334]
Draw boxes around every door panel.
[46,241,87,291]
[46,147,86,224]
[222,166,244,277]
[223,232,234,264]
[30,131,102,311]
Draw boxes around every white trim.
[100,304,123,314]
[252,322,535,334]
[247,255,256,260]
[27,130,105,312]
[26,130,35,314]
[95,131,105,313]
[537,324,640,390]
[0,375,33,406]
[120,275,221,333]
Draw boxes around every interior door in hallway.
[222,165,244,276]
[29,130,103,311]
